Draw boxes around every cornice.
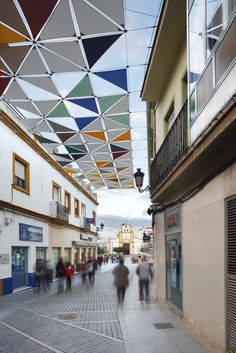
[0,200,97,236]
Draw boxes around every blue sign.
[86,218,94,224]
[19,223,43,242]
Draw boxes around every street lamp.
[96,222,104,232]
[133,168,150,193]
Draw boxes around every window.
[74,198,80,217]
[13,153,30,194]
[93,211,96,226]
[64,190,71,213]
[81,203,86,217]
[164,102,175,134]
[52,181,61,203]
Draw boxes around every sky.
[96,0,162,241]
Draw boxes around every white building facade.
[0,108,98,295]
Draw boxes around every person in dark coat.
[56,257,65,294]
[112,258,129,303]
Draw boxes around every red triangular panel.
[18,0,58,37]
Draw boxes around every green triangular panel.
[67,75,93,97]
[108,114,130,127]
[48,102,69,117]
[66,146,86,154]
[98,95,124,113]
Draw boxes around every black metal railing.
[151,100,188,192]
[50,201,69,222]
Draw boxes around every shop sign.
[80,234,92,242]
[165,207,181,233]
[19,223,43,242]
[86,218,94,224]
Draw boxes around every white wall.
[181,163,236,349]
[0,209,49,278]
[0,120,97,229]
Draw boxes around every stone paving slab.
[0,264,134,353]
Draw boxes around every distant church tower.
[118,223,134,255]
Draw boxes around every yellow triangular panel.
[83,131,106,141]
[107,174,117,179]
[112,130,131,142]
[95,161,110,167]
[0,24,27,44]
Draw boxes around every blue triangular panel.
[69,98,98,113]
[82,33,123,68]
[75,117,98,130]
[95,69,127,91]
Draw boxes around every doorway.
[11,247,28,289]
[123,243,130,255]
[166,234,182,309]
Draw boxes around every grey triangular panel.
[13,101,40,115]
[88,0,124,26]
[4,80,28,99]
[73,0,120,36]
[40,48,81,73]
[92,144,110,153]
[106,95,129,114]
[106,129,126,142]
[23,76,60,96]
[49,120,74,132]
[82,117,103,131]
[37,120,52,132]
[40,0,76,40]
[20,118,41,131]
[18,48,47,75]
[103,116,127,130]
[35,100,59,116]
[65,133,84,144]
[42,42,86,68]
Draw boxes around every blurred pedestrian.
[87,256,96,286]
[34,259,43,293]
[65,262,74,292]
[136,256,153,301]
[112,258,129,304]
[97,256,103,273]
[80,257,87,286]
[56,257,65,294]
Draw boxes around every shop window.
[64,190,71,213]
[52,181,61,203]
[74,198,80,217]
[93,211,96,226]
[13,153,30,195]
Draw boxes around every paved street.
[0,262,129,353]
[0,261,219,353]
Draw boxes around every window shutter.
[15,160,25,179]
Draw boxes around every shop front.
[165,206,182,310]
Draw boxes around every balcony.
[190,14,236,142]
[80,217,91,231]
[150,100,188,193]
[50,201,69,223]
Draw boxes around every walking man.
[112,258,129,304]
[56,257,65,294]
[136,256,153,301]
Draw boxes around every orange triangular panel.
[83,131,106,141]
[0,24,27,44]
[112,130,131,142]
[96,161,110,167]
